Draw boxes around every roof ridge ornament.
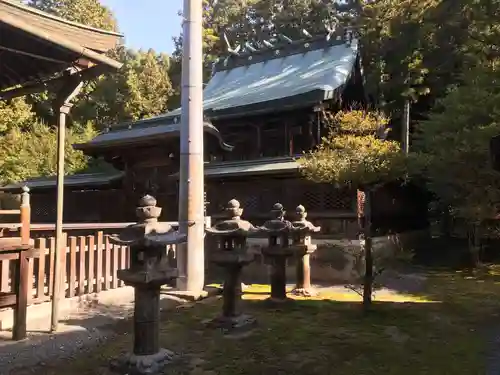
[213,25,357,72]
[224,32,241,56]
[278,34,293,44]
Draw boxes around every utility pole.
[177,0,205,294]
[402,99,410,154]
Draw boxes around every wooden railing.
[0,218,211,308]
[0,222,135,239]
[0,231,131,305]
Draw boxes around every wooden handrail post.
[20,186,30,246]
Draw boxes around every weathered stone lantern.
[290,205,321,297]
[109,195,185,374]
[257,203,294,303]
[205,199,257,332]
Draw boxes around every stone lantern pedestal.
[205,199,257,333]
[109,195,186,374]
[257,203,294,303]
[290,205,321,297]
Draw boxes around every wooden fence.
[0,220,211,307]
[0,231,134,306]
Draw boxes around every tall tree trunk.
[467,222,481,269]
[363,189,373,311]
[357,189,373,311]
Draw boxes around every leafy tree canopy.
[413,61,500,223]
[300,110,407,188]
[26,0,117,31]
[0,0,175,184]
[0,121,97,184]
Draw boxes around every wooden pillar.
[51,72,83,333]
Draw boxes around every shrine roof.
[74,33,358,152]
[0,172,124,191]
[74,121,234,152]
[169,157,300,179]
[200,36,358,117]
[0,0,123,96]
[205,157,300,178]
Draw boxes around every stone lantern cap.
[256,202,293,234]
[206,199,257,237]
[109,195,187,247]
[291,205,321,234]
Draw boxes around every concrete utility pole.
[177,0,205,294]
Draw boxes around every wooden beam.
[0,64,112,100]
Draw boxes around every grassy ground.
[13,267,500,375]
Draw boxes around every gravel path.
[0,324,118,374]
[0,294,187,374]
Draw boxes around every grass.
[13,268,500,375]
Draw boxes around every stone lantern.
[290,205,321,297]
[109,195,186,374]
[205,199,257,332]
[257,203,294,303]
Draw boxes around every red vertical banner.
[357,189,366,230]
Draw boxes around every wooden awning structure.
[0,0,123,99]
[0,0,124,333]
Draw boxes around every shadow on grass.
[0,295,186,373]
[6,290,490,375]
[162,297,483,375]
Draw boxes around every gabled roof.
[74,121,234,152]
[201,38,358,118]
[0,0,123,95]
[174,157,300,179]
[74,34,359,152]
[0,172,124,191]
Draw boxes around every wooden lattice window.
[324,188,355,210]
[240,194,259,214]
[303,187,322,211]
[32,197,56,222]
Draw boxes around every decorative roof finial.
[262,40,274,48]
[278,34,293,44]
[224,32,241,56]
[245,41,257,52]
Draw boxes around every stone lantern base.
[291,287,318,297]
[110,348,178,375]
[290,245,317,297]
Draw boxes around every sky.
[100,0,183,54]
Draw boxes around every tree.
[26,0,117,31]
[300,109,408,310]
[73,48,174,127]
[0,98,35,134]
[0,121,97,184]
[413,61,500,267]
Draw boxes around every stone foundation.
[206,229,430,284]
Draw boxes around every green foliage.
[172,0,498,119]
[73,47,173,126]
[26,0,117,31]
[413,61,500,223]
[300,110,406,188]
[0,121,97,184]
[0,98,35,134]
[0,0,177,184]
